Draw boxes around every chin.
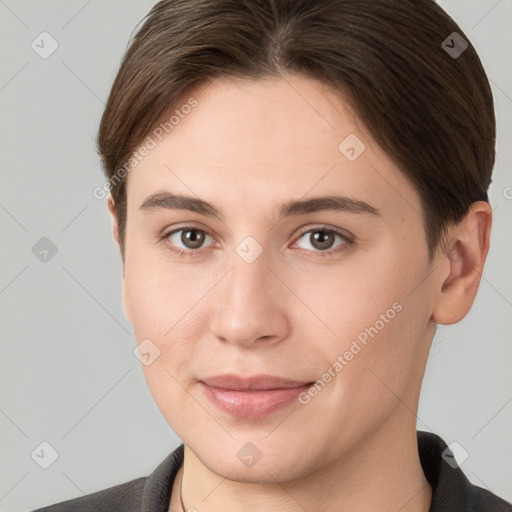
[188,433,322,484]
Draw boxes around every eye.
[161,225,215,256]
[292,226,353,256]
[160,224,354,258]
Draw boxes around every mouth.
[199,374,315,418]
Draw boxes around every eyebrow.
[139,191,379,220]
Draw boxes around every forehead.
[125,74,422,225]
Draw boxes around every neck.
[170,411,431,512]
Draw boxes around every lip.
[199,374,314,418]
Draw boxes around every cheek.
[300,256,428,395]
[123,246,208,339]
[301,260,403,342]
[124,256,210,421]
[290,279,426,452]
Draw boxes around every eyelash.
[158,224,355,258]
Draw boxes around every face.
[119,74,439,482]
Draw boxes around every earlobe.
[431,201,492,325]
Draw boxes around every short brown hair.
[97,0,495,262]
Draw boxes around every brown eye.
[180,229,206,249]
[293,227,351,255]
[165,227,214,253]
[309,230,337,250]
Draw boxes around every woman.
[34,0,511,510]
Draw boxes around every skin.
[107,73,492,512]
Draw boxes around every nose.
[209,250,291,349]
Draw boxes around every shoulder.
[30,476,146,512]
[31,444,184,512]
[417,431,511,512]
[466,484,512,512]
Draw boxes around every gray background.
[0,0,511,510]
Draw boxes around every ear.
[106,194,125,278]
[432,201,492,325]
[106,193,120,243]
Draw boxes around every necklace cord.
[179,467,186,512]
